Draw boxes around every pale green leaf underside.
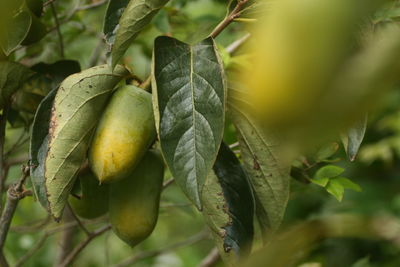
[152,36,226,209]
[45,64,129,219]
[111,0,170,69]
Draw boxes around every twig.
[14,233,49,267]
[0,105,9,212]
[10,215,51,233]
[67,203,90,236]
[199,247,220,267]
[76,0,108,11]
[88,37,106,67]
[140,76,152,92]
[0,166,31,265]
[50,2,65,58]
[163,178,175,189]
[112,230,209,267]
[58,224,112,267]
[210,0,250,38]
[56,207,75,265]
[226,33,251,54]
[43,0,56,7]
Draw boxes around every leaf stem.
[210,0,250,38]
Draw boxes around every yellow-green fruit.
[89,85,156,183]
[69,171,109,219]
[109,151,164,247]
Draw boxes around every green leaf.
[30,88,57,210]
[38,65,129,220]
[326,179,345,202]
[310,176,329,187]
[0,10,32,55]
[32,60,81,87]
[314,142,339,162]
[335,177,362,192]
[229,96,290,236]
[25,0,43,17]
[152,36,226,209]
[202,143,254,263]
[103,0,130,44]
[0,61,35,108]
[314,165,344,179]
[342,115,368,161]
[111,0,170,69]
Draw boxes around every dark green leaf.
[32,60,81,87]
[40,65,129,219]
[0,61,35,108]
[111,0,170,69]
[103,0,130,44]
[202,143,254,263]
[25,0,43,17]
[229,94,290,236]
[0,10,32,55]
[152,36,226,209]
[30,88,57,210]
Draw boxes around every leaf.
[103,0,130,44]
[0,10,32,55]
[152,36,226,209]
[0,61,35,108]
[111,0,170,69]
[342,115,368,161]
[229,93,290,236]
[37,64,129,220]
[314,142,339,162]
[314,165,344,179]
[32,60,81,87]
[326,179,345,202]
[202,143,254,263]
[335,177,362,192]
[30,88,57,209]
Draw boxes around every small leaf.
[229,91,290,236]
[0,10,32,55]
[326,179,345,202]
[342,115,368,161]
[111,0,170,69]
[103,0,130,44]
[314,142,339,162]
[39,65,129,219]
[152,36,226,209]
[314,165,344,180]
[0,61,35,108]
[310,177,329,187]
[335,177,362,192]
[152,37,225,209]
[202,143,254,263]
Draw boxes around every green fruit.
[89,85,156,183]
[69,171,109,219]
[109,151,164,247]
[21,14,46,45]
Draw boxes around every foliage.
[0,0,399,266]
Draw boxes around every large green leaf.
[342,115,368,161]
[0,61,35,108]
[229,88,290,237]
[202,142,254,264]
[103,0,130,44]
[34,65,129,220]
[0,10,32,55]
[111,0,170,69]
[152,36,226,209]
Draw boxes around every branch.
[0,105,9,211]
[0,166,31,266]
[58,224,112,267]
[50,2,65,58]
[112,230,209,267]
[210,0,250,38]
[199,247,220,267]
[162,178,175,189]
[226,33,251,54]
[67,203,90,236]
